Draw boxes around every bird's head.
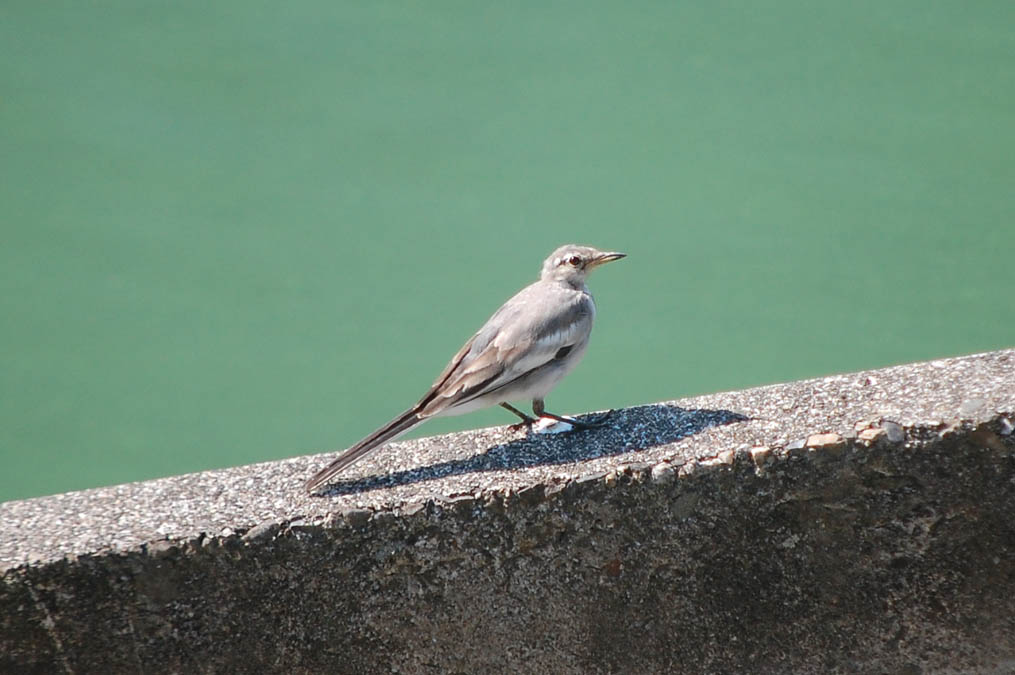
[540,245,626,286]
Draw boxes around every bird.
[304,244,626,492]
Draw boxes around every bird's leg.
[531,399,610,430]
[502,402,538,430]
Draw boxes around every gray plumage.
[305,244,625,492]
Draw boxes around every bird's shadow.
[313,404,749,497]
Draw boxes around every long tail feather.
[305,408,423,492]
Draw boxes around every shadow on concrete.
[315,404,748,497]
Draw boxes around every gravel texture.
[2,349,1014,673]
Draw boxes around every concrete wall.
[2,350,1014,673]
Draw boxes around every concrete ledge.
[2,350,1014,673]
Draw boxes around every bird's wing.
[417,287,593,416]
[427,333,478,391]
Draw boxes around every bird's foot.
[537,409,614,432]
[508,416,538,432]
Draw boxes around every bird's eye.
[568,255,582,266]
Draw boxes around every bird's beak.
[587,251,626,268]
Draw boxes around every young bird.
[305,244,625,492]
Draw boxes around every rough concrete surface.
[2,349,1014,673]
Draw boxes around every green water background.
[3,2,1013,501]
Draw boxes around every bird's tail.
[304,408,423,492]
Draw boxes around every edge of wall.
[3,349,1014,673]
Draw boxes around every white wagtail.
[305,244,625,492]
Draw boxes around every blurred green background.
[3,1,1013,501]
